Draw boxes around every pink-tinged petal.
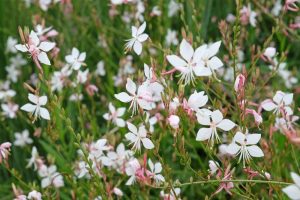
[137,99,152,110]
[261,99,277,111]
[205,41,221,58]
[115,92,133,103]
[166,55,188,72]
[137,22,146,35]
[291,172,300,187]
[246,134,261,145]
[133,41,142,55]
[15,44,28,52]
[180,39,194,62]
[30,31,40,46]
[39,41,55,52]
[126,78,136,95]
[273,91,284,104]
[39,96,48,105]
[196,128,212,141]
[207,56,223,70]
[233,131,245,144]
[217,119,235,131]
[247,145,264,157]
[38,52,51,65]
[127,122,138,134]
[193,44,207,63]
[28,94,38,104]
[282,185,300,200]
[211,110,223,124]
[283,93,293,105]
[40,107,50,120]
[137,34,148,42]
[226,143,241,155]
[21,103,36,112]
[141,138,154,149]
[125,132,137,143]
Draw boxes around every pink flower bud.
[234,74,246,92]
[168,115,180,129]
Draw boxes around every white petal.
[154,163,162,173]
[247,145,264,157]
[148,159,154,171]
[40,107,50,120]
[282,185,300,200]
[217,119,235,131]
[291,172,300,187]
[28,94,38,104]
[196,128,212,141]
[131,26,138,37]
[115,92,133,103]
[261,100,277,111]
[142,138,154,149]
[207,56,223,70]
[78,53,86,62]
[166,55,188,72]
[233,131,245,144]
[205,41,221,58]
[193,44,207,63]
[21,103,36,113]
[38,52,51,65]
[283,93,293,105]
[211,110,223,124]
[15,44,28,52]
[116,118,125,127]
[126,78,136,95]
[125,132,137,143]
[226,143,240,155]
[30,31,40,46]
[195,66,212,76]
[138,34,148,42]
[137,22,146,35]
[65,55,75,63]
[246,134,261,145]
[133,41,142,55]
[39,41,55,52]
[39,96,48,105]
[72,48,80,58]
[180,39,194,62]
[117,107,126,117]
[127,122,137,134]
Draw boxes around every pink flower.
[234,74,246,93]
[284,0,299,12]
[245,109,263,125]
[214,166,234,195]
[0,142,12,163]
[168,115,180,129]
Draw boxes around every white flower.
[125,22,148,55]
[27,146,39,170]
[6,36,18,53]
[6,64,20,83]
[261,91,293,116]
[15,31,55,66]
[111,0,132,5]
[227,131,264,166]
[0,89,16,100]
[1,102,18,118]
[76,69,89,84]
[39,0,51,11]
[27,190,42,200]
[65,47,86,70]
[209,160,220,175]
[282,172,300,200]
[115,78,153,115]
[148,159,165,183]
[90,139,110,159]
[96,61,106,76]
[125,158,141,185]
[106,143,133,172]
[168,0,181,17]
[38,165,64,188]
[21,93,50,121]
[103,103,126,127]
[125,122,154,151]
[75,161,90,179]
[51,65,72,91]
[196,110,235,144]
[166,39,223,85]
[187,91,208,111]
[14,129,33,147]
[165,29,178,46]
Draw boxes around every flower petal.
[141,138,154,149]
[196,128,212,141]
[217,119,235,131]
[180,39,194,62]
[226,143,240,155]
[127,122,137,134]
[261,100,277,111]
[166,55,188,72]
[115,92,133,103]
[246,134,261,145]
[126,78,136,95]
[247,145,264,157]
[138,34,148,42]
[207,56,223,70]
[291,172,300,187]
[133,41,142,55]
[40,107,50,120]
[282,185,300,200]
[38,52,51,65]
[39,41,55,52]
[211,110,223,124]
[21,103,36,113]
[205,41,221,58]
[233,131,245,144]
